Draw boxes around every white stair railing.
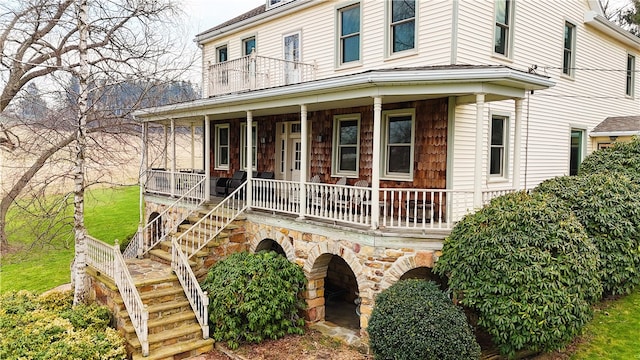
[171,237,209,339]
[86,235,116,278]
[124,176,207,259]
[175,182,247,259]
[114,242,149,357]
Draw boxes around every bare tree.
[0,0,197,253]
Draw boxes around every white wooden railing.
[482,188,517,205]
[175,182,248,259]
[208,53,316,97]
[251,179,301,215]
[124,176,207,259]
[145,169,206,198]
[87,235,116,278]
[171,238,209,339]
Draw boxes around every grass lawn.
[0,186,139,293]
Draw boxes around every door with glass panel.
[283,33,300,84]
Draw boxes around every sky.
[180,0,266,35]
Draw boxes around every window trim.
[214,124,230,170]
[493,0,515,58]
[216,44,228,63]
[386,0,417,57]
[488,114,510,180]
[626,53,635,97]
[562,21,577,78]
[266,0,294,10]
[242,36,257,56]
[381,108,416,181]
[569,127,586,176]
[240,123,258,171]
[331,114,361,178]
[336,2,362,67]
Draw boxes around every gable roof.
[205,5,266,33]
[591,116,640,136]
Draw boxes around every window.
[490,115,508,177]
[243,37,256,56]
[390,0,416,54]
[215,124,229,170]
[332,115,360,176]
[216,45,228,63]
[338,4,360,64]
[626,54,635,97]
[569,129,584,175]
[284,33,301,84]
[494,0,513,56]
[382,109,415,180]
[267,0,294,9]
[216,45,228,85]
[240,123,257,170]
[563,22,576,76]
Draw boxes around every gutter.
[584,11,640,48]
[589,131,640,137]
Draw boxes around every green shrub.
[535,173,640,295]
[579,137,640,182]
[434,191,601,357]
[0,290,126,360]
[201,251,307,349]
[368,279,481,360]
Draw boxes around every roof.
[204,5,266,33]
[591,116,640,136]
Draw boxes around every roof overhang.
[133,66,554,124]
[584,11,640,48]
[589,130,640,137]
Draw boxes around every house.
[85,0,639,358]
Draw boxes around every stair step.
[128,323,203,349]
[131,338,213,360]
[149,249,196,267]
[123,309,197,334]
[172,231,230,247]
[184,217,240,230]
[140,287,185,302]
[159,240,208,258]
[197,207,247,220]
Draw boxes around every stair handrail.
[124,176,207,259]
[171,237,209,339]
[86,235,116,279]
[113,243,149,357]
[175,181,247,259]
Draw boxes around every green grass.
[570,290,640,360]
[0,186,139,294]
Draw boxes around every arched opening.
[400,266,447,291]
[254,239,286,257]
[324,255,360,330]
[147,212,162,243]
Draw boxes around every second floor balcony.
[208,53,317,97]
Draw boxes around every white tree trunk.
[73,0,90,306]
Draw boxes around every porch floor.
[125,258,173,284]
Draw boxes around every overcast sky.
[180,0,265,35]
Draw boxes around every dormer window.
[267,0,294,10]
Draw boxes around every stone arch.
[303,241,366,292]
[254,239,287,257]
[248,227,296,261]
[147,212,162,243]
[380,251,436,291]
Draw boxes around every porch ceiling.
[134,65,554,125]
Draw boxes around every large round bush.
[579,137,640,182]
[535,173,640,295]
[368,279,481,360]
[434,191,601,357]
[201,251,307,349]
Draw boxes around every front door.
[276,122,306,181]
[289,138,302,181]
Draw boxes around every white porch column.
[163,125,168,169]
[204,115,211,199]
[170,119,176,197]
[473,94,485,208]
[371,97,382,229]
[140,122,148,225]
[299,104,308,219]
[190,122,196,169]
[513,98,523,190]
[246,111,253,209]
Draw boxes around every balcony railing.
[208,53,317,97]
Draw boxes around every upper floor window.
[217,45,228,63]
[494,0,513,57]
[267,0,294,10]
[283,32,301,84]
[215,124,230,170]
[626,54,635,97]
[332,114,360,177]
[240,123,257,170]
[382,109,415,180]
[390,0,416,54]
[563,22,576,77]
[490,115,509,177]
[243,36,256,56]
[338,4,361,64]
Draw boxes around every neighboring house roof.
[591,116,640,137]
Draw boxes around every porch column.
[190,122,196,169]
[513,98,523,190]
[140,122,148,225]
[473,94,485,208]
[246,111,253,209]
[204,115,211,199]
[299,104,308,219]
[371,97,382,230]
[163,124,168,169]
[170,118,176,197]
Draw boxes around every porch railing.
[208,54,316,97]
[251,178,301,215]
[174,182,248,259]
[171,237,209,339]
[124,175,206,259]
[87,235,116,278]
[482,188,517,205]
[145,169,206,198]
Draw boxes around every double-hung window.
[390,0,416,54]
[563,22,576,77]
[240,123,257,171]
[216,45,228,85]
[569,128,585,176]
[215,124,230,170]
[494,0,513,57]
[338,4,360,65]
[382,109,415,180]
[489,115,508,178]
[626,54,635,97]
[332,114,360,176]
